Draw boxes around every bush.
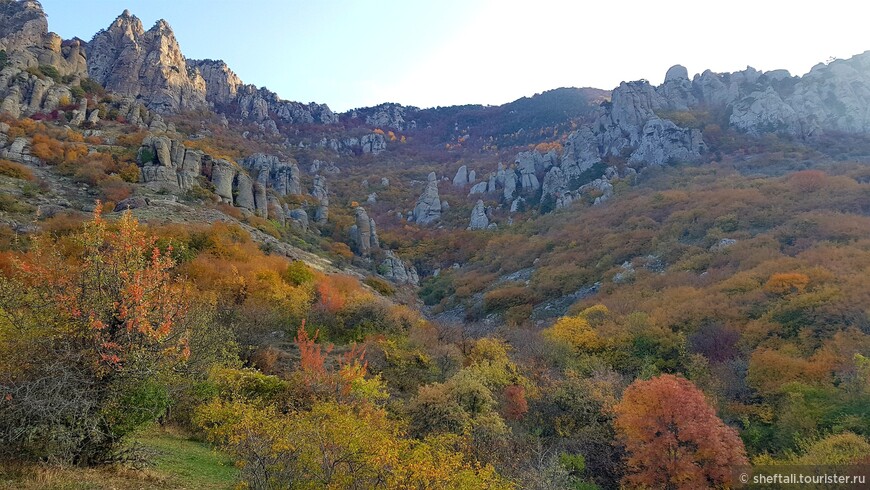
[98,175,132,203]
[0,209,192,464]
[0,159,34,180]
[283,260,315,286]
[79,78,105,96]
[41,65,61,82]
[483,284,537,313]
[0,50,7,70]
[364,276,396,296]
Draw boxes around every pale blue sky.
[39,1,870,112]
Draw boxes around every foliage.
[0,159,35,180]
[0,205,191,464]
[614,374,748,489]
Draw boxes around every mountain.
[4,1,870,488]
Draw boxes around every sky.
[38,0,870,112]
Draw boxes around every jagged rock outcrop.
[313,131,386,155]
[379,250,419,286]
[309,159,340,175]
[561,127,601,177]
[87,11,207,112]
[83,10,337,126]
[187,58,242,107]
[514,150,554,192]
[412,172,442,225]
[236,83,337,125]
[0,1,87,76]
[628,118,706,166]
[0,2,86,118]
[360,132,386,154]
[467,200,489,230]
[0,136,37,164]
[729,87,802,135]
[137,134,203,190]
[360,103,415,131]
[349,206,379,256]
[240,153,302,196]
[311,175,329,224]
[453,165,468,186]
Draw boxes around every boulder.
[287,208,309,232]
[664,64,689,82]
[233,172,255,211]
[503,170,517,201]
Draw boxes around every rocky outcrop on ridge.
[87,11,206,112]
[85,10,337,125]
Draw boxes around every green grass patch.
[136,428,237,490]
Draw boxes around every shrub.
[0,159,34,180]
[98,175,132,203]
[38,64,61,82]
[0,207,191,464]
[79,78,105,96]
[483,284,536,313]
[364,276,395,296]
[283,260,315,286]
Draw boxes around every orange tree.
[0,204,191,464]
[613,374,748,489]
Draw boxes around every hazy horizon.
[39,0,870,112]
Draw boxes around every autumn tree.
[0,204,191,464]
[613,374,748,489]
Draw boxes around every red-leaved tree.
[613,374,748,489]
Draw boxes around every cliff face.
[84,11,338,124]
[86,11,207,112]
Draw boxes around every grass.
[136,427,237,489]
[0,427,237,490]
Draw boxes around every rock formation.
[240,153,302,196]
[412,172,442,225]
[349,206,379,256]
[137,134,202,191]
[87,11,207,112]
[467,200,489,230]
[83,10,338,126]
[379,250,420,286]
[453,165,469,186]
[311,175,329,224]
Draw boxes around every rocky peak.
[0,0,48,53]
[189,59,243,107]
[87,12,207,112]
[664,64,689,82]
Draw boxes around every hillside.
[2,1,870,488]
